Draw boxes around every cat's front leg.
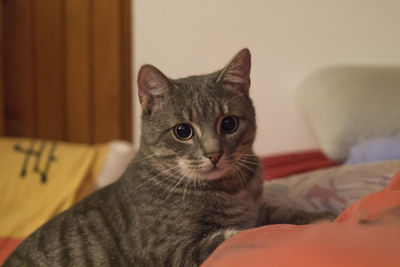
[180,228,240,266]
[258,205,337,225]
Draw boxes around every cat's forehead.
[174,73,221,95]
[172,75,234,118]
[180,98,226,124]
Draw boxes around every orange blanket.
[203,171,400,267]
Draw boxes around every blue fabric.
[346,133,400,165]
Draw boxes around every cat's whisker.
[236,154,258,159]
[145,166,179,183]
[182,170,193,201]
[149,172,180,189]
[236,160,264,180]
[237,157,259,165]
[182,169,197,201]
[138,174,171,190]
[233,153,253,160]
[236,154,260,163]
[233,165,246,188]
[133,153,159,163]
[145,174,178,195]
[191,178,198,192]
[237,153,257,156]
[195,176,205,191]
[162,170,189,205]
[237,164,249,187]
[182,180,189,201]
[137,165,181,189]
[195,177,201,191]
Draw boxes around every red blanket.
[261,150,337,180]
[203,171,400,267]
[0,238,21,265]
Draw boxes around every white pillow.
[95,140,135,190]
[297,66,400,161]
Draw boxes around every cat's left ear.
[137,64,171,113]
[217,48,251,94]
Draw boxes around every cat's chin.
[199,167,228,181]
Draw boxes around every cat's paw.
[223,229,240,240]
[310,211,338,224]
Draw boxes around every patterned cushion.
[0,137,108,238]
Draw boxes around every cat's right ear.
[137,64,171,113]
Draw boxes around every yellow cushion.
[0,137,108,238]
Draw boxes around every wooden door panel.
[0,0,3,135]
[93,0,121,143]
[120,0,133,142]
[34,0,65,139]
[2,0,132,144]
[3,0,36,137]
[65,0,91,143]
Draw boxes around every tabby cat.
[4,49,332,266]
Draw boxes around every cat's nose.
[205,152,222,166]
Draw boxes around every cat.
[4,48,334,266]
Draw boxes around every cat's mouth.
[178,157,233,181]
[200,168,226,180]
[197,164,230,181]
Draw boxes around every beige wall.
[133,0,400,155]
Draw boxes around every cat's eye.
[221,116,239,134]
[174,123,193,140]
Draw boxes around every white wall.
[133,0,400,156]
